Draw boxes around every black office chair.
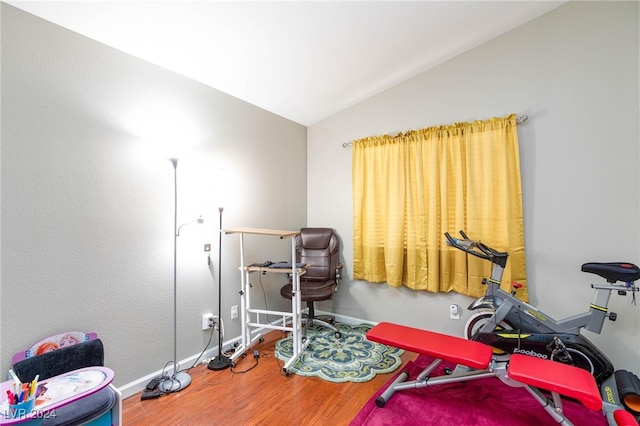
[280,227,344,338]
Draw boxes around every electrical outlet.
[204,243,211,252]
[231,305,238,319]
[449,304,460,320]
[202,313,215,330]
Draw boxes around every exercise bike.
[445,230,640,420]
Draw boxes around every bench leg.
[375,358,499,408]
[376,370,409,408]
[376,357,445,407]
[522,386,573,426]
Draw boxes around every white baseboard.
[117,333,241,399]
[316,310,376,326]
[117,312,374,399]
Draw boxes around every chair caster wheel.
[283,368,290,377]
[335,332,342,338]
[444,367,453,375]
[259,337,264,343]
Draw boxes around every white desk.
[223,227,309,374]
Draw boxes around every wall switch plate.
[449,304,460,320]
[202,313,215,330]
[231,305,238,319]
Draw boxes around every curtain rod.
[342,114,529,148]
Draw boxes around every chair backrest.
[296,228,339,282]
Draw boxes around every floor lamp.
[159,158,203,392]
[207,206,231,370]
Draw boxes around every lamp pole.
[207,206,231,370]
[158,158,193,392]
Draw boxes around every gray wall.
[1,4,307,389]
[308,1,640,371]
[2,0,639,397]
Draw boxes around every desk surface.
[223,227,299,238]
[0,367,114,425]
[246,265,307,275]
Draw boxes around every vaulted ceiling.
[7,1,565,125]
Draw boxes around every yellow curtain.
[352,114,527,299]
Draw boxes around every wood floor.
[122,330,417,425]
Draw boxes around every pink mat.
[350,355,608,426]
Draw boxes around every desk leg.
[282,237,307,375]
[290,237,298,358]
[230,234,251,365]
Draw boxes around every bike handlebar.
[444,231,509,267]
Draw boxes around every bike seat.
[581,262,640,283]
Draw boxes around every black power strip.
[145,377,161,391]
[141,390,161,400]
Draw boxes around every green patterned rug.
[275,322,404,383]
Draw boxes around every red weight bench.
[366,322,637,426]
